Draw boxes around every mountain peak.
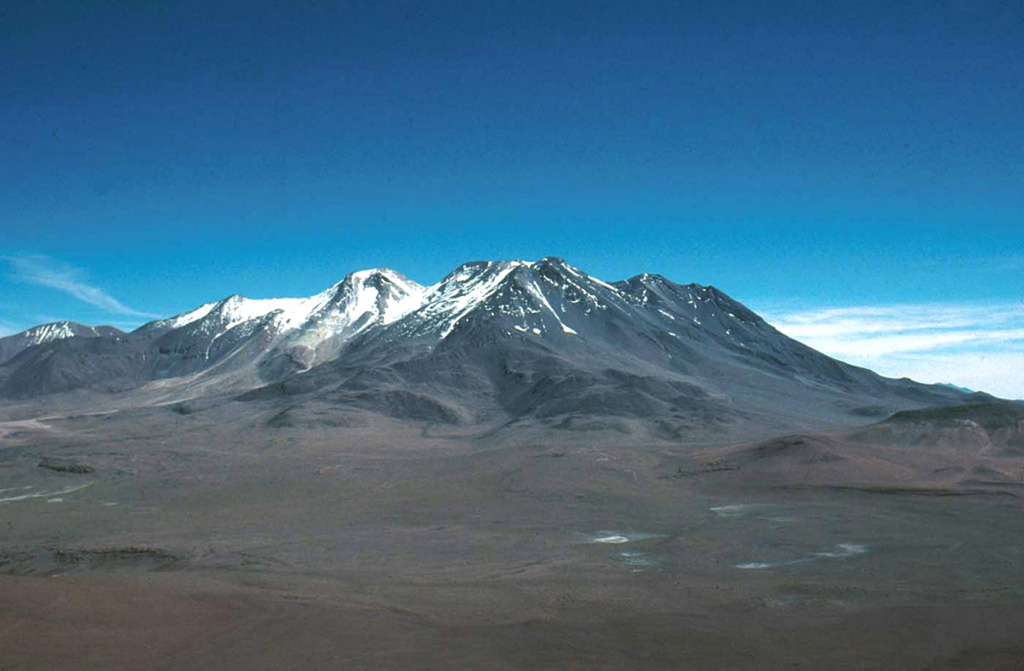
[342,267,417,287]
[13,321,123,342]
[396,257,631,341]
[319,266,427,327]
[0,321,124,365]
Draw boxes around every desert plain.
[2,400,1023,671]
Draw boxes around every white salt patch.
[815,543,869,558]
[589,531,663,544]
[734,557,814,570]
[0,482,94,503]
[619,551,660,571]
[735,544,868,571]
[711,504,777,518]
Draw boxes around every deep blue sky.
[2,2,1022,340]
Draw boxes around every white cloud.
[864,351,1024,401]
[766,302,1024,400]
[3,254,159,319]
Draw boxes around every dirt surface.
[2,411,1024,670]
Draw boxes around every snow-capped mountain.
[112,268,427,384]
[269,268,426,370]
[0,258,974,443]
[143,268,424,340]
[391,259,619,340]
[0,321,123,365]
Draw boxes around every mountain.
[0,258,971,443]
[0,321,123,365]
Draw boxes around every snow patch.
[159,302,219,329]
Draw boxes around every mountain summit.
[0,321,123,365]
[0,258,972,443]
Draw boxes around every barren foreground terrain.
[2,405,1023,670]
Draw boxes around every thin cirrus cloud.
[767,303,1024,399]
[3,254,160,319]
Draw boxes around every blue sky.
[1,1,1022,396]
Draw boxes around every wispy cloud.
[3,254,159,319]
[766,302,1024,399]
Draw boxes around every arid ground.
[2,405,1023,670]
